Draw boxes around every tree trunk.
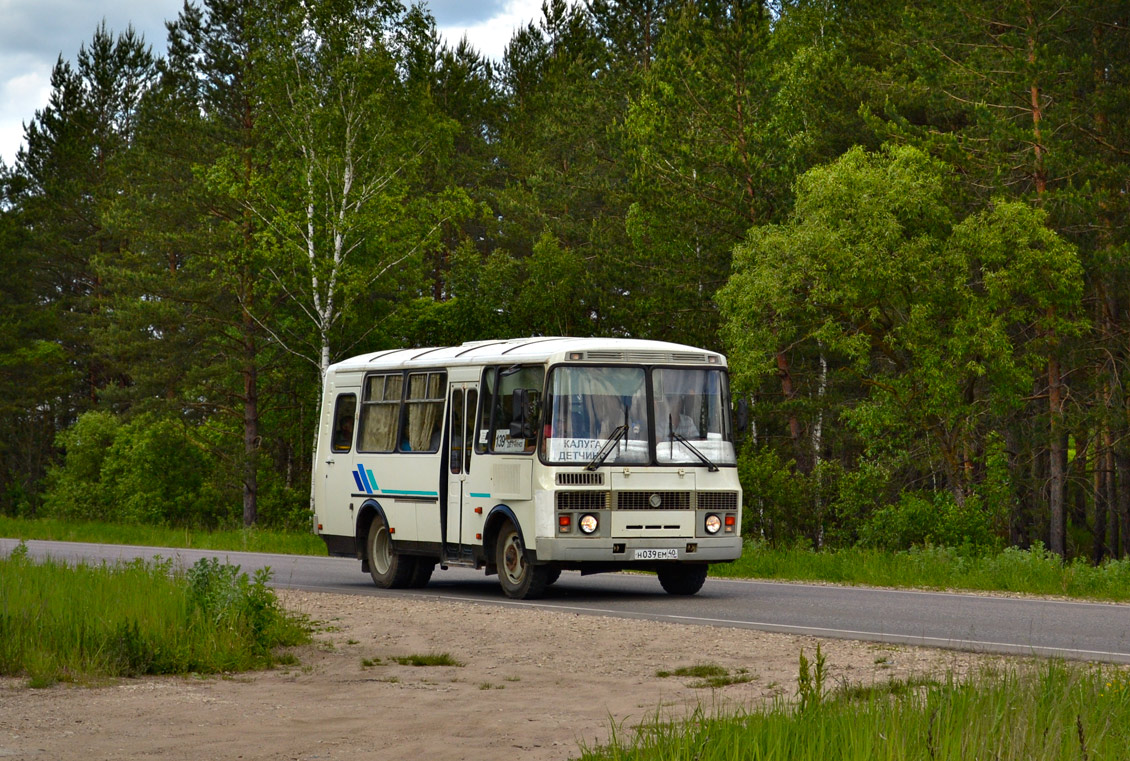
[242,297,259,528]
[1047,351,1065,555]
[1094,428,1109,563]
[775,350,804,471]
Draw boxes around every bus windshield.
[653,368,736,466]
[544,366,650,465]
[543,366,736,467]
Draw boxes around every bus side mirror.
[510,389,540,440]
[735,398,749,433]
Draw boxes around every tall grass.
[581,661,1130,761]
[0,545,310,686]
[0,515,327,555]
[714,542,1130,601]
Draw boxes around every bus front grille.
[556,471,605,486]
[614,491,692,510]
[696,492,739,511]
[557,491,611,511]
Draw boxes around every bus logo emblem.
[352,465,379,494]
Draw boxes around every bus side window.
[402,371,445,453]
[494,366,544,453]
[449,389,464,474]
[475,369,495,454]
[331,394,357,453]
[358,374,402,452]
[464,390,477,472]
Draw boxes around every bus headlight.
[704,514,722,534]
[579,514,599,534]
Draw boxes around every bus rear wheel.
[656,564,708,596]
[366,515,416,589]
[495,522,550,600]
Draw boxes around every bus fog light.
[704,514,722,534]
[579,514,599,534]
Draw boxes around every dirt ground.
[0,584,1009,761]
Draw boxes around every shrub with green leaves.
[859,490,1001,554]
[0,549,309,686]
[41,411,227,527]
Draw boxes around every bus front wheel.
[366,515,416,589]
[656,564,708,596]
[495,522,550,600]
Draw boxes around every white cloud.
[0,0,550,166]
[436,0,546,61]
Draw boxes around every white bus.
[311,337,742,599]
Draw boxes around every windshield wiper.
[672,431,719,472]
[585,424,628,471]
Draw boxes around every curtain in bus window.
[359,374,401,452]
[405,372,445,452]
[653,369,736,465]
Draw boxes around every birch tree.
[252,0,459,380]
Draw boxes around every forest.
[0,0,1127,562]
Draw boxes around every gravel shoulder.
[1,587,1009,761]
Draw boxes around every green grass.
[391,652,464,667]
[0,546,311,686]
[0,515,327,556]
[714,541,1130,602]
[580,661,1130,761]
[655,663,756,689]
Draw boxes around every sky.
[0,0,548,167]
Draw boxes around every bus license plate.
[634,549,678,561]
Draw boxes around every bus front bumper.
[533,535,741,564]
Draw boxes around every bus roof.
[328,337,727,374]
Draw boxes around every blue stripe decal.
[352,470,365,492]
[469,492,491,499]
[356,467,373,493]
[364,466,379,492]
[382,489,440,497]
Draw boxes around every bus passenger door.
[445,385,477,563]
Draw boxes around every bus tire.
[656,564,708,596]
[408,560,435,589]
[366,515,416,589]
[495,521,549,600]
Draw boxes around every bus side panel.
[356,451,444,545]
[316,375,363,543]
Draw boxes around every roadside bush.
[40,411,120,521]
[858,490,1000,554]
[737,445,809,543]
[41,411,228,527]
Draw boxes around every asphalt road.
[4,538,1128,664]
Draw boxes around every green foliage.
[581,662,1130,761]
[0,552,309,686]
[2,0,1129,559]
[42,411,229,527]
[722,144,1085,544]
[796,643,827,714]
[859,491,1002,554]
